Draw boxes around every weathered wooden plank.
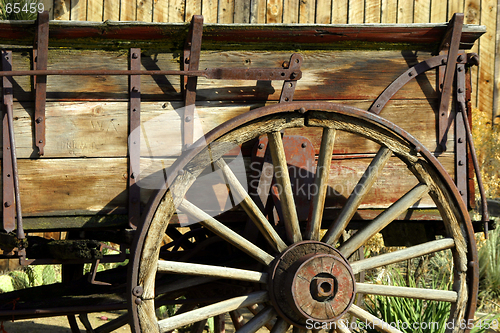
[233,0,250,23]
[0,20,484,51]
[53,0,71,20]
[103,0,120,21]
[4,97,450,159]
[464,0,480,108]
[120,0,136,21]
[315,0,332,24]
[299,0,315,24]
[448,0,464,21]
[413,0,430,23]
[218,0,235,23]
[153,0,169,22]
[331,0,348,24]
[201,0,218,23]
[70,0,87,21]
[185,0,202,21]
[479,0,496,115]
[250,0,266,23]
[137,0,153,21]
[87,0,104,21]
[168,0,185,22]
[348,0,364,23]
[365,0,381,23]
[9,50,441,103]
[381,0,397,23]
[40,0,54,20]
[397,0,413,23]
[266,0,283,23]
[430,0,447,23]
[282,0,299,23]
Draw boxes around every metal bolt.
[185,57,190,64]
[301,142,307,148]
[458,88,464,94]
[458,137,464,143]
[290,72,297,79]
[132,87,139,92]
[458,66,463,72]
[457,55,464,62]
[258,143,265,150]
[132,286,144,297]
[185,116,192,122]
[441,58,447,65]
[458,160,464,166]
[133,108,137,112]
[298,107,306,114]
[178,169,185,176]
[4,201,11,208]
[131,173,136,179]
[408,71,413,77]
[282,61,289,68]
[415,146,421,153]
[135,298,142,305]
[36,117,43,123]
[132,53,139,59]
[39,140,43,143]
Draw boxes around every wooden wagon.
[0,11,490,333]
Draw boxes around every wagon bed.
[0,12,488,333]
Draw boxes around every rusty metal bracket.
[128,48,141,229]
[2,51,15,233]
[182,15,203,151]
[455,63,467,206]
[437,13,464,152]
[279,54,302,103]
[33,11,49,156]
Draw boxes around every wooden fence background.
[40,0,499,121]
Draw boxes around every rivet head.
[38,140,43,143]
[132,286,144,297]
[408,71,413,77]
[298,107,306,114]
[458,88,464,94]
[132,53,139,59]
[178,169,185,176]
[130,173,136,179]
[301,142,307,148]
[36,117,43,123]
[4,201,11,208]
[132,87,139,93]
[458,160,464,166]
[290,72,297,79]
[457,55,464,62]
[185,116,192,122]
[135,298,142,305]
[458,137,464,143]
[441,58,447,65]
[258,143,265,150]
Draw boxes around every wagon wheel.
[128,102,477,333]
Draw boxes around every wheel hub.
[268,241,356,327]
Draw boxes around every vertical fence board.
[266,0,282,23]
[70,0,86,20]
[41,0,54,19]
[413,0,431,23]
[103,0,120,20]
[397,0,413,23]
[365,0,381,23]
[495,6,500,120]
[331,0,348,23]
[478,0,497,116]
[54,0,71,20]
[465,0,481,108]
[315,0,332,23]
[234,0,251,22]
[299,0,315,23]
[348,0,364,23]
[283,0,299,23]
[381,0,397,23]
[88,0,104,21]
[202,0,218,22]
[120,0,136,20]
[137,0,154,21]
[186,0,202,20]
[153,0,169,22]
[168,0,185,22]
[430,0,447,22]
[448,0,464,19]
[219,0,235,23]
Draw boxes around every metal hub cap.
[269,241,356,328]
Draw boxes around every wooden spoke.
[268,131,302,243]
[156,276,217,296]
[157,291,268,332]
[157,260,268,283]
[179,199,274,265]
[237,306,276,333]
[322,146,392,245]
[215,159,287,252]
[305,127,336,240]
[348,304,403,333]
[229,310,244,330]
[356,283,458,302]
[350,238,455,274]
[270,318,290,333]
[339,183,429,258]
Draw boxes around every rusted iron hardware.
[182,15,203,150]
[1,51,24,242]
[455,63,467,206]
[33,11,49,156]
[128,48,141,229]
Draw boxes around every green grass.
[478,224,500,312]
